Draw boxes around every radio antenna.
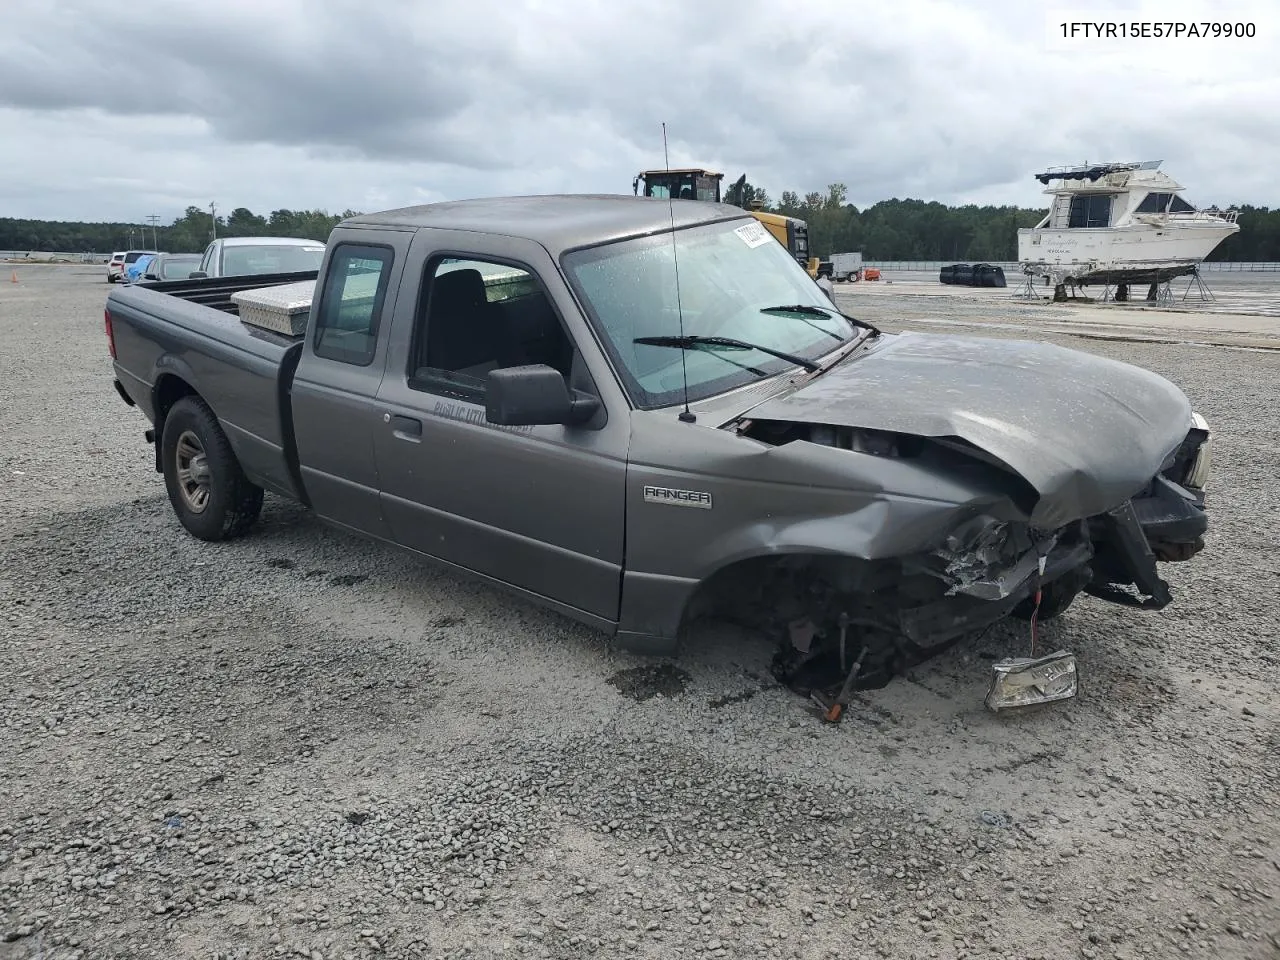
[663,122,695,424]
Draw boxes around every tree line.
[4,191,1279,262]
[724,182,1280,262]
[0,206,355,256]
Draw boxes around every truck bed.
[136,270,319,323]
[107,271,320,502]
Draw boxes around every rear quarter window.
[312,244,394,366]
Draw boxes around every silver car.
[192,237,326,279]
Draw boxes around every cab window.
[408,256,573,401]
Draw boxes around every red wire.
[1030,586,1042,657]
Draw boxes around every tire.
[107,274,116,283]
[1010,570,1087,622]
[160,395,263,541]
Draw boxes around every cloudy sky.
[2,0,1276,223]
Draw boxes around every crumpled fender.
[684,494,990,581]
[625,421,1031,589]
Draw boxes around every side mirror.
[486,364,600,427]
[189,270,208,279]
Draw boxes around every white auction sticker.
[733,220,773,248]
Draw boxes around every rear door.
[289,227,413,537]
[371,229,630,623]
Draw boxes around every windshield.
[220,243,325,276]
[562,218,854,408]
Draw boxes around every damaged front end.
[731,511,1095,698]
[713,413,1211,708]
[899,513,1094,643]
[1083,411,1211,607]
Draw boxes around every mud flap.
[148,425,163,473]
[1085,501,1172,610]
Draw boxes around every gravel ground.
[1,264,1277,960]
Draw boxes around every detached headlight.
[1184,412,1212,490]
[985,651,1078,712]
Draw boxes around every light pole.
[209,202,218,242]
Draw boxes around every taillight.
[105,308,117,359]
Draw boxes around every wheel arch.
[639,500,968,648]
[151,365,203,473]
[676,548,885,638]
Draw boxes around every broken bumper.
[1085,474,1207,609]
[902,472,1208,645]
[1130,474,1208,555]
[901,534,1092,646]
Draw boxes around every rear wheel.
[161,396,263,541]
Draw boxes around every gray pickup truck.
[106,195,1211,692]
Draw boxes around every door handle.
[390,414,422,441]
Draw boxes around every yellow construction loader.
[632,169,819,278]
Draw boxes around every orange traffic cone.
[9,271,17,283]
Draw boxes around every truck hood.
[740,332,1194,528]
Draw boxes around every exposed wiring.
[1029,592,1040,657]
[1029,554,1048,657]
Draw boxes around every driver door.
[372,229,630,624]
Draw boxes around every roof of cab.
[338,194,752,255]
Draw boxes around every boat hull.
[1018,222,1238,285]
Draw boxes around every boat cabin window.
[1067,194,1113,228]
[1135,192,1196,214]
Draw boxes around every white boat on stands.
[1017,161,1239,301]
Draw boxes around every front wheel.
[160,396,263,541]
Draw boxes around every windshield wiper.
[634,335,822,373]
[759,303,881,337]
[756,305,844,342]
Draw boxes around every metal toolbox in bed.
[231,279,316,336]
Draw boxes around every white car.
[106,251,126,283]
